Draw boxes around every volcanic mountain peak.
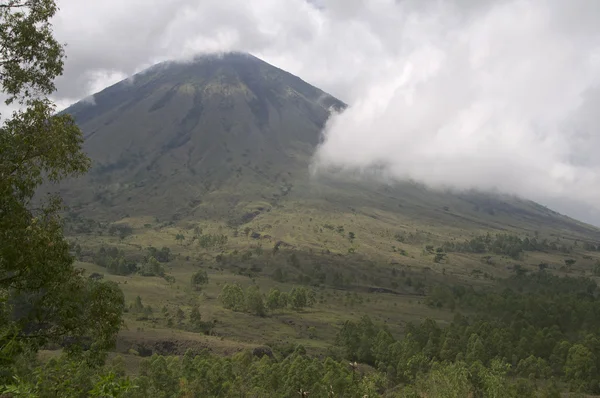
[58,52,600,243]
[60,52,345,219]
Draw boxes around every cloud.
[313,0,600,225]
[49,0,600,224]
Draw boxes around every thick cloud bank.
[314,0,600,223]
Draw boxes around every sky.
[50,0,600,225]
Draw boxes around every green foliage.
[89,372,137,397]
[131,295,144,313]
[220,284,315,316]
[565,344,597,391]
[197,233,228,249]
[245,285,266,317]
[108,224,133,239]
[139,256,165,277]
[146,246,171,263]
[594,260,600,276]
[92,246,137,275]
[336,315,379,364]
[289,286,315,310]
[0,0,125,378]
[266,288,282,312]
[442,233,572,260]
[118,348,382,397]
[2,355,135,398]
[190,269,209,290]
[189,306,202,327]
[335,271,600,394]
[219,282,245,311]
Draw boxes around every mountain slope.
[60,53,345,219]
[57,52,600,246]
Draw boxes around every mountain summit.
[61,52,344,218]
[59,52,600,244]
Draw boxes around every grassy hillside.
[65,195,600,364]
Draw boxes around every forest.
[5,270,598,396]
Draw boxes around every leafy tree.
[219,283,245,311]
[146,246,171,263]
[191,269,209,291]
[290,287,308,310]
[564,258,576,267]
[279,291,290,310]
[266,288,282,312]
[175,307,185,325]
[131,296,144,313]
[415,361,472,398]
[139,256,164,277]
[189,306,202,331]
[272,267,284,282]
[564,344,597,391]
[245,285,265,317]
[466,334,487,364]
[0,0,124,378]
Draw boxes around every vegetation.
[91,246,137,276]
[442,233,574,260]
[190,270,209,291]
[4,1,600,396]
[0,0,123,386]
[220,284,315,315]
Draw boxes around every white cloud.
[49,0,600,224]
[314,0,600,224]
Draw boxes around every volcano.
[57,52,600,244]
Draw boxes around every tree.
[279,292,290,310]
[290,287,308,310]
[564,259,576,267]
[131,296,144,313]
[245,285,265,317]
[175,307,186,325]
[266,288,282,312]
[189,306,202,331]
[564,344,597,391]
[140,256,164,277]
[219,283,245,311]
[0,0,124,376]
[466,334,487,364]
[273,267,284,282]
[191,270,209,291]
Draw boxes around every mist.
[313,0,600,225]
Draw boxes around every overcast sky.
[51,0,600,225]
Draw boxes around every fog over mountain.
[49,0,600,225]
